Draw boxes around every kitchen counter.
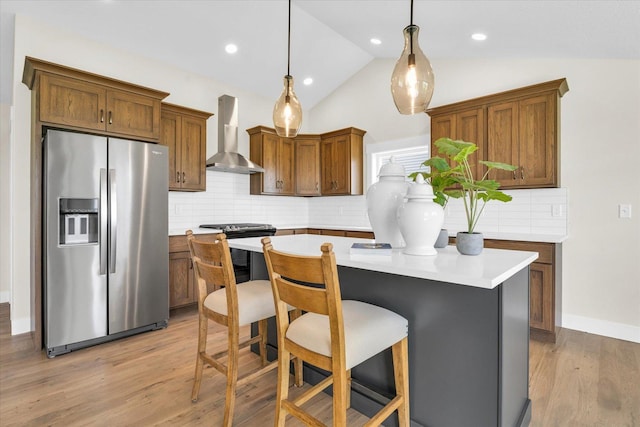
[170,224,567,243]
[236,234,533,427]
[228,234,538,289]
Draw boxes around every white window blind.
[372,146,429,182]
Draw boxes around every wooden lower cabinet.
[483,239,561,342]
[169,233,218,310]
[169,251,196,308]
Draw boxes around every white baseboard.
[562,314,640,344]
[0,291,9,304]
[11,316,31,336]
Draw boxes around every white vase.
[397,174,444,256]
[366,158,410,248]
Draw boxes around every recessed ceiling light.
[370,38,382,45]
[471,33,487,41]
[303,77,313,86]
[225,44,238,54]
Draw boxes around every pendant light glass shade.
[273,75,302,137]
[391,25,435,114]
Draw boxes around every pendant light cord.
[409,0,414,55]
[287,0,291,77]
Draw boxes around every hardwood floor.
[1,302,638,426]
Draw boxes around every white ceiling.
[1,0,639,107]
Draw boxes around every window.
[370,146,429,184]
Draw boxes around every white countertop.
[169,225,567,243]
[228,234,538,290]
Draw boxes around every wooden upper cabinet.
[161,103,212,192]
[320,127,365,196]
[428,78,568,189]
[295,136,321,196]
[106,90,161,140]
[248,126,295,195]
[24,57,168,142]
[430,108,484,180]
[39,73,107,132]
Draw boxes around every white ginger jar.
[397,174,444,256]
[366,158,410,248]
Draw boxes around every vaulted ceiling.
[1,0,639,106]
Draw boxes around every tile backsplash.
[169,171,568,236]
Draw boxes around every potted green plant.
[416,137,517,255]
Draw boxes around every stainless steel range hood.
[206,95,264,174]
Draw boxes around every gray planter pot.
[456,232,484,255]
[434,229,449,248]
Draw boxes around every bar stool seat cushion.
[286,300,408,370]
[204,280,275,326]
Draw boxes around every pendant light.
[273,0,302,137]
[391,0,435,114]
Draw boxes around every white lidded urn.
[397,174,444,256]
[366,157,410,248]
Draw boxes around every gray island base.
[229,235,537,427]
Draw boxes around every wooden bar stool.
[261,237,410,427]
[186,231,301,427]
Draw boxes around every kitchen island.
[229,234,538,427]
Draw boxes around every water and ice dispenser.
[59,198,99,245]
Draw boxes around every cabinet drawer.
[484,239,553,264]
[169,233,218,253]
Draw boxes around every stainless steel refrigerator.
[43,129,169,357]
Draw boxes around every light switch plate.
[619,204,632,219]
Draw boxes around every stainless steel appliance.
[43,129,169,357]
[198,223,276,282]
[205,95,264,174]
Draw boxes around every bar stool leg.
[332,369,349,427]
[223,327,240,427]
[258,318,268,366]
[191,313,208,402]
[275,347,291,427]
[392,337,410,427]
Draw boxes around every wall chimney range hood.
[206,95,264,174]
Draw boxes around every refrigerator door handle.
[99,168,108,275]
[109,169,117,274]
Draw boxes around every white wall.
[0,103,11,304]
[310,58,640,342]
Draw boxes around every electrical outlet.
[552,205,563,217]
[619,204,632,219]
[338,206,344,215]
[174,205,183,215]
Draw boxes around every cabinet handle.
[100,109,104,123]
[176,171,180,183]
[513,170,517,180]
[182,172,186,183]
[316,182,319,191]
[521,168,525,180]
[108,111,113,125]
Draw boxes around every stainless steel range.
[198,223,276,282]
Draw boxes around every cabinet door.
[106,89,161,140]
[295,137,320,195]
[169,251,196,308]
[321,137,336,194]
[179,116,207,191]
[518,93,556,187]
[487,101,519,187]
[321,134,350,195]
[161,110,182,190]
[529,262,553,332]
[431,110,483,179]
[261,133,280,194]
[457,108,484,180]
[278,137,296,195]
[39,74,106,132]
